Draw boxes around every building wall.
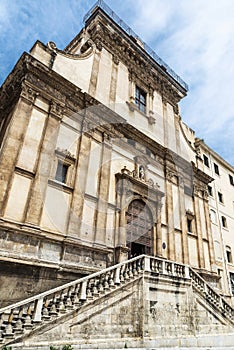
[0,7,233,305]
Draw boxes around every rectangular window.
[203,154,209,167]
[208,185,213,196]
[221,216,227,228]
[218,192,223,203]
[230,273,234,296]
[229,174,234,186]
[214,163,219,175]
[187,218,193,233]
[135,86,146,113]
[226,247,232,263]
[55,160,69,184]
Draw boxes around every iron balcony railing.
[83,0,189,91]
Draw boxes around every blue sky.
[0,0,234,166]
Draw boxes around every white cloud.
[0,0,234,165]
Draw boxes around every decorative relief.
[55,147,75,161]
[88,21,185,107]
[47,40,95,59]
[49,100,64,118]
[20,83,38,103]
[120,166,160,190]
[165,168,178,185]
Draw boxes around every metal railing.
[83,0,188,91]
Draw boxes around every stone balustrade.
[0,255,233,346]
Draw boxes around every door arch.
[126,199,153,257]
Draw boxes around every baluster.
[103,273,110,290]
[92,278,100,296]
[49,294,58,316]
[3,309,14,339]
[128,263,134,278]
[0,314,4,342]
[42,298,51,320]
[13,307,24,334]
[71,284,81,306]
[108,271,115,288]
[57,291,66,314]
[86,280,94,299]
[132,260,137,276]
[162,260,166,275]
[23,304,33,330]
[119,266,125,283]
[65,287,74,309]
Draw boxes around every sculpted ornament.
[50,100,64,117]
[20,84,38,103]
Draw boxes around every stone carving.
[88,21,185,108]
[20,83,38,103]
[139,165,145,180]
[47,40,94,59]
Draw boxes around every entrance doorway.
[126,199,153,258]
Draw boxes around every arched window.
[126,199,153,257]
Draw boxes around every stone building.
[0,1,234,348]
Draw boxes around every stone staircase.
[0,255,234,349]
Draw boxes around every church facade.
[0,0,234,309]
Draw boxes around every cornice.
[87,18,185,108]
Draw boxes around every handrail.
[83,0,188,91]
[0,254,144,314]
[0,255,233,346]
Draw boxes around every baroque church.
[0,1,234,348]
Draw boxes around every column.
[25,101,62,225]
[115,176,129,262]
[203,195,216,272]
[94,133,112,246]
[155,204,163,257]
[109,57,119,105]
[88,45,102,97]
[165,170,175,261]
[0,84,37,215]
[67,129,92,237]
[178,178,189,264]
[193,187,205,269]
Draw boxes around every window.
[230,273,234,296]
[229,174,234,186]
[218,192,223,203]
[208,185,213,196]
[226,246,232,263]
[203,154,209,167]
[210,209,217,224]
[135,86,146,113]
[221,216,227,228]
[55,160,69,184]
[187,218,193,233]
[214,163,219,175]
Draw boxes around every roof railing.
[83,0,188,91]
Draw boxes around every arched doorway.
[126,199,153,258]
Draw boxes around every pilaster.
[67,126,92,237]
[0,83,37,216]
[193,186,205,269]
[25,100,63,225]
[94,132,112,246]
